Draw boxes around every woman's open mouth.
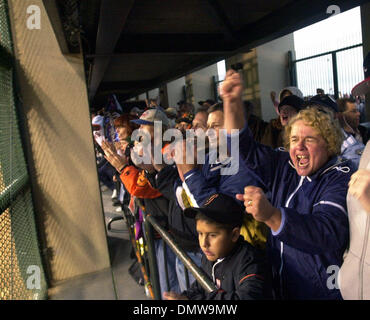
[297,155,309,167]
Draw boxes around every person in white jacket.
[339,52,370,300]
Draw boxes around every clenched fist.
[219,70,243,104]
[236,186,282,232]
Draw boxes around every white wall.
[138,93,147,100]
[191,63,218,111]
[148,88,159,99]
[167,77,185,108]
[256,33,295,121]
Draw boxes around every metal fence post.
[288,50,297,87]
[212,75,218,101]
[332,52,339,99]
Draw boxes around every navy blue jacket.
[182,149,266,207]
[234,125,352,300]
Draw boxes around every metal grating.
[0,0,47,300]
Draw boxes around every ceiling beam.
[98,80,156,92]
[85,51,232,58]
[235,0,368,51]
[88,0,135,101]
[98,54,228,100]
[91,0,367,101]
[204,0,237,42]
[114,33,238,54]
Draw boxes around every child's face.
[196,220,239,262]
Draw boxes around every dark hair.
[336,98,356,113]
[195,212,238,230]
[207,103,223,114]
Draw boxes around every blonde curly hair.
[283,105,343,157]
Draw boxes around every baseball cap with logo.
[184,193,244,228]
[352,52,370,96]
[130,108,170,127]
[309,94,338,113]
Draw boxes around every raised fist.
[219,69,243,104]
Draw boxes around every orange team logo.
[137,171,149,187]
[204,194,219,206]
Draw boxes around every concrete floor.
[49,187,149,300]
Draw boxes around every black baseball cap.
[184,194,244,228]
[278,95,304,113]
[198,99,215,106]
[309,94,338,113]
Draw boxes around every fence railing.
[118,198,217,300]
[288,43,363,99]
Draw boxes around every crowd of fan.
[90,53,370,300]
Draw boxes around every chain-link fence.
[0,0,47,300]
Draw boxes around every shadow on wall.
[13,57,109,285]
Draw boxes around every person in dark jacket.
[176,104,268,248]
[221,69,353,300]
[309,94,365,168]
[164,193,269,300]
[337,97,369,145]
[148,163,202,292]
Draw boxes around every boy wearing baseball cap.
[164,193,269,300]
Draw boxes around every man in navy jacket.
[175,104,268,248]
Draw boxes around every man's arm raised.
[220,69,245,133]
